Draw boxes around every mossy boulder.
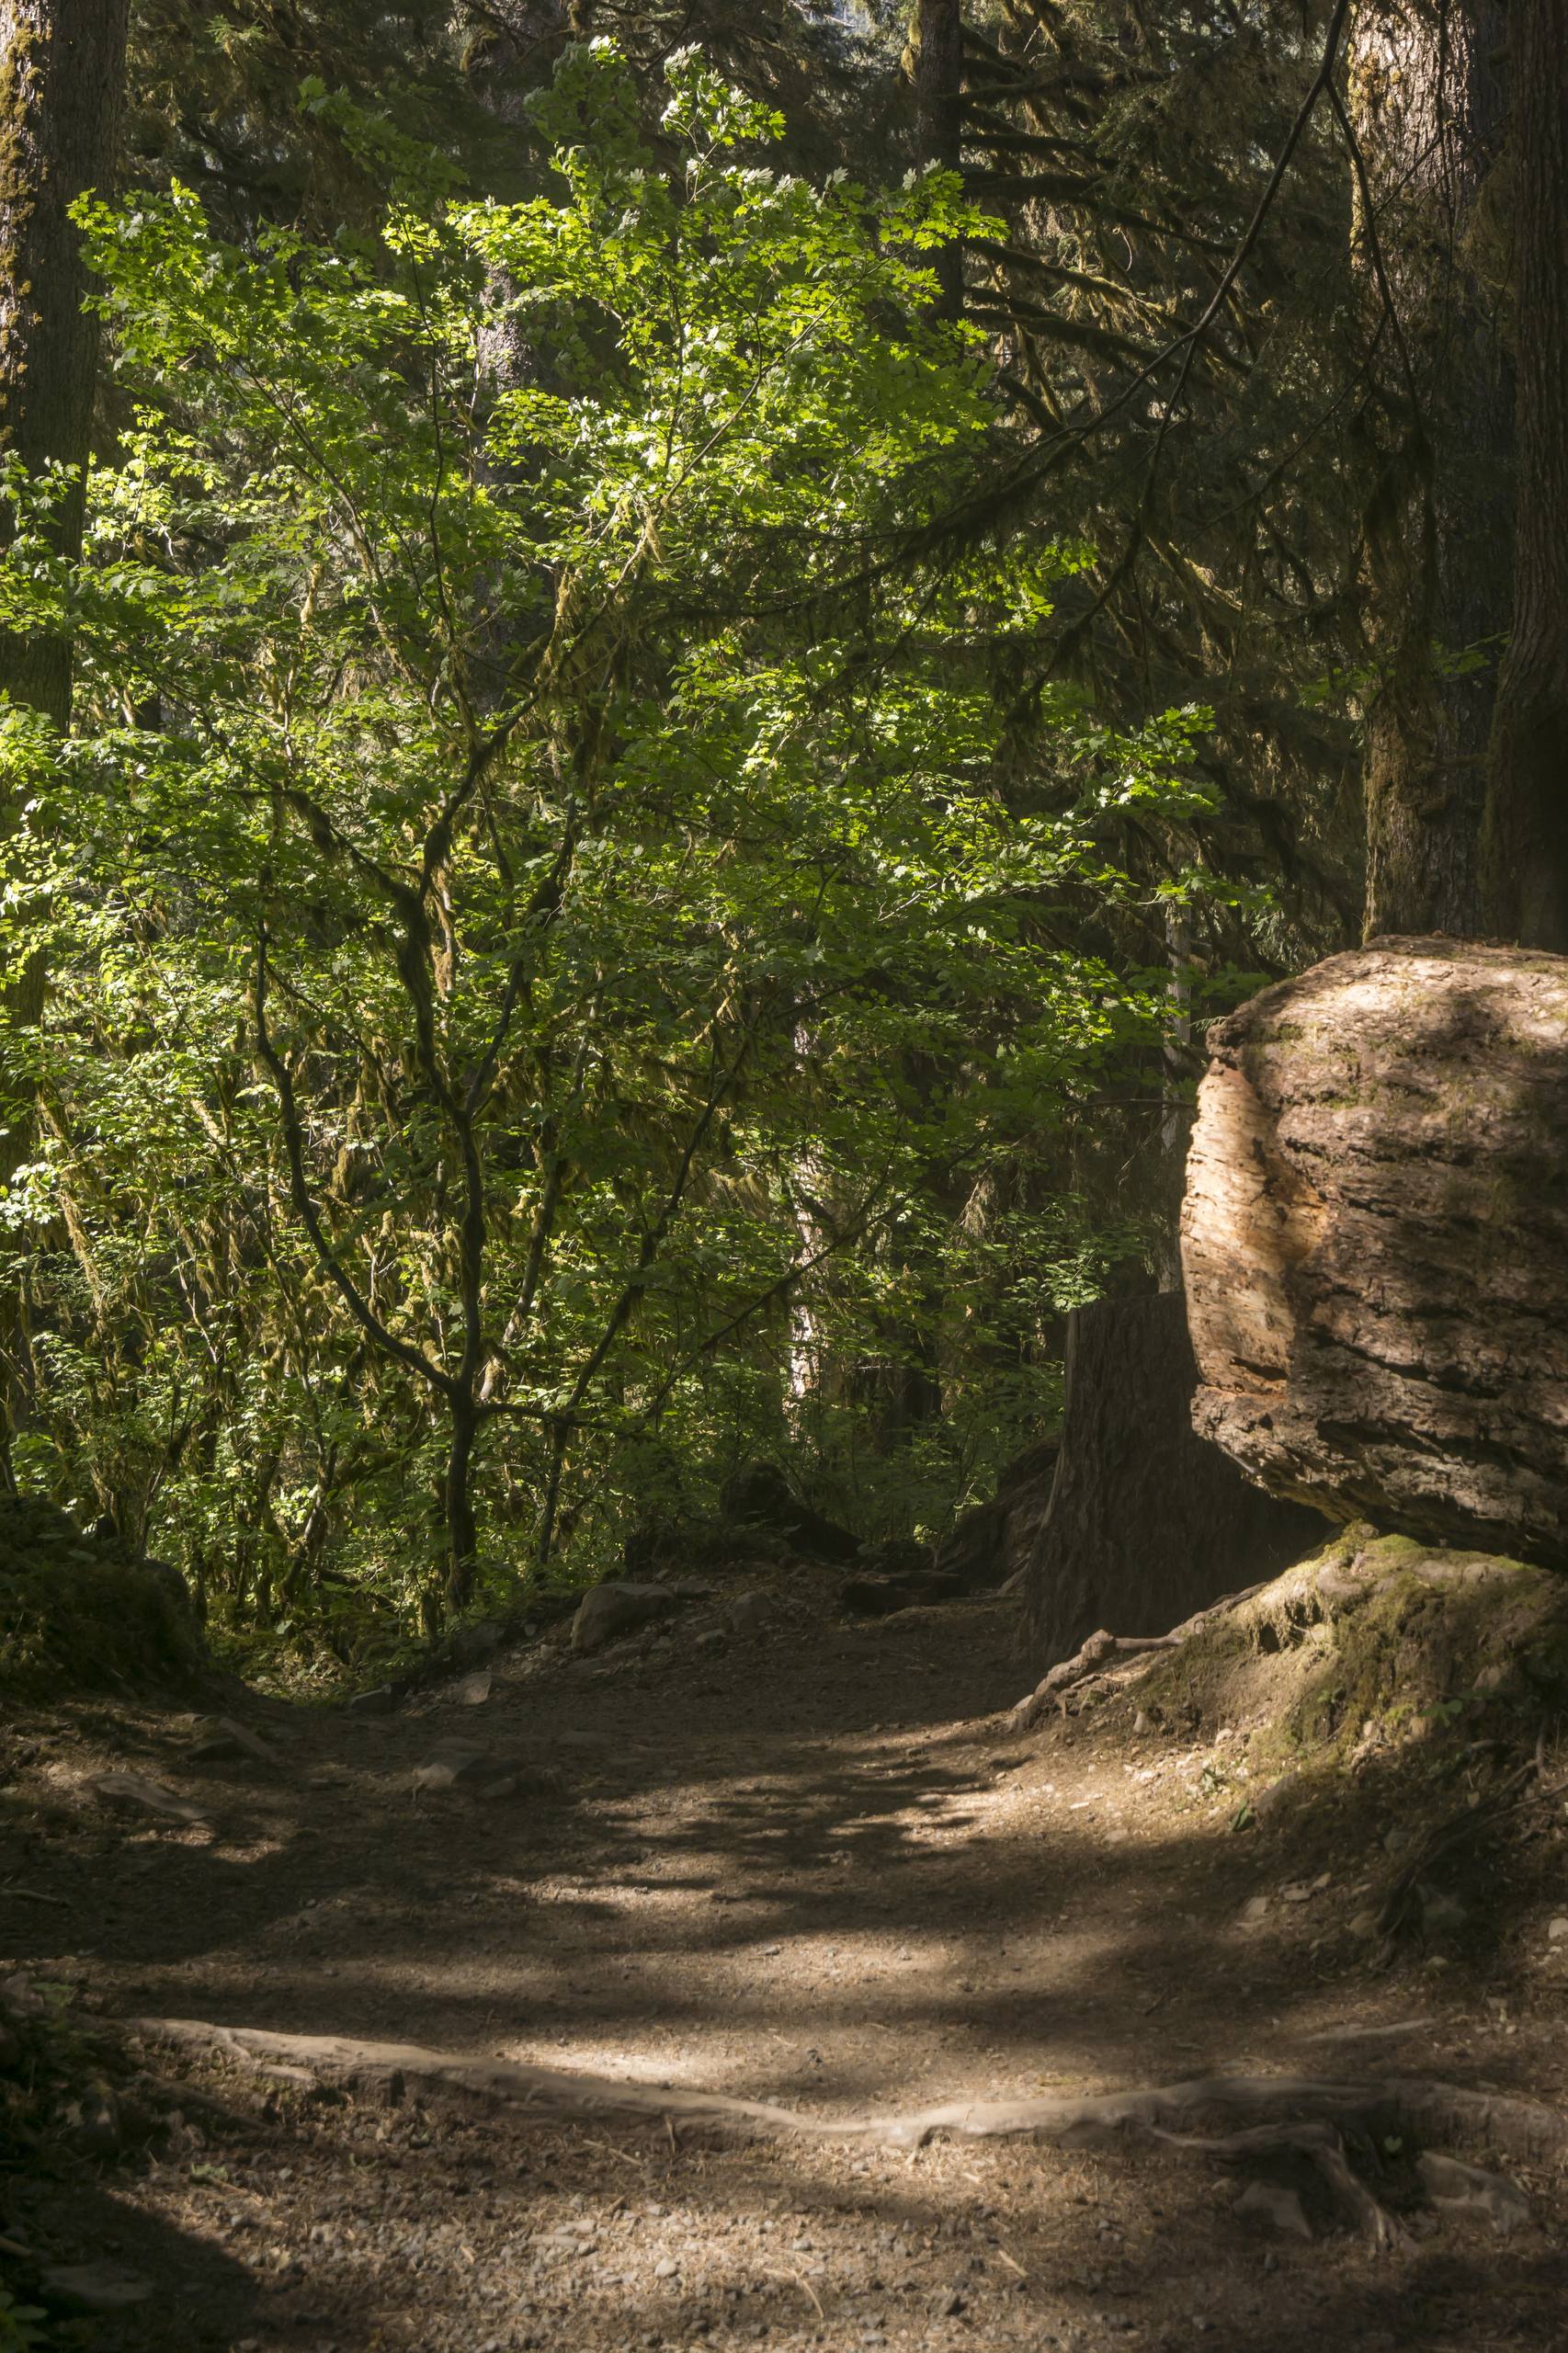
[0,1495,204,1699]
[1136,1525,1568,1768]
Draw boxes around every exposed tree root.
[1004,1572,1292,1732]
[1006,1630,1179,1731]
[1146,2118,1409,2248]
[131,2017,1562,2242]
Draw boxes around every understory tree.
[0,44,1210,1634]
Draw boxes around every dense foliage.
[1,44,1213,1654]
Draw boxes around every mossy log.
[1183,936,1568,1566]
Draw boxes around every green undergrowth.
[1135,1524,1568,1771]
[0,1495,206,1701]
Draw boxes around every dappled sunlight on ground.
[5,1571,1568,2349]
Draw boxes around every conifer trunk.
[1021,1292,1324,1671]
[0,0,129,722]
[1348,0,1512,938]
[1481,0,1568,949]
[1,0,128,1461]
[913,0,963,316]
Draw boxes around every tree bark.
[444,1395,481,1614]
[0,0,128,1464]
[1348,0,1512,938]
[1021,1292,1324,1671]
[1481,0,1568,949]
[912,0,963,317]
[0,0,129,722]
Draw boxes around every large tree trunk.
[0,0,128,1462]
[1183,936,1568,1567]
[912,0,963,317]
[1021,1292,1324,1671]
[1348,0,1513,938]
[0,0,129,722]
[1481,0,1568,950]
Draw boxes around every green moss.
[0,12,43,423]
[1135,1526,1568,1774]
[0,1495,204,1699]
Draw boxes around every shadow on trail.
[6,1594,1552,2120]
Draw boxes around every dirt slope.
[3,1567,1567,2353]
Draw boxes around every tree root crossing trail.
[4,1572,1567,2351]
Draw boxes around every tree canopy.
[1,0,1560,1671]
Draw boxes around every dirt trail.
[4,1574,1567,2352]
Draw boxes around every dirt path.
[4,1574,1567,2352]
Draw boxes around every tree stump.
[1021,1293,1323,1669]
[934,1436,1060,1591]
[1182,936,1568,1566]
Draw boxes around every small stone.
[1253,1771,1305,1824]
[455,1671,493,1705]
[653,2256,679,2278]
[88,1771,208,1825]
[41,2260,153,2312]
[1132,1711,1153,1735]
[1235,2180,1312,2239]
[347,1685,397,1714]
[1417,2152,1529,2234]
[187,1716,284,1767]
[1547,1915,1568,1943]
[411,1741,493,1794]
[0,1973,44,2019]
[694,1629,725,1653]
[572,1583,677,1656]
[1240,1894,1270,1927]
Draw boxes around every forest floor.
[4,1564,1567,2353]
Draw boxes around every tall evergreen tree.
[1,0,130,722]
[1347,0,1512,938]
[1482,0,1568,949]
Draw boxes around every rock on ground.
[1183,935,1568,1566]
[571,1581,679,1654]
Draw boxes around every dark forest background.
[1,0,1562,1680]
